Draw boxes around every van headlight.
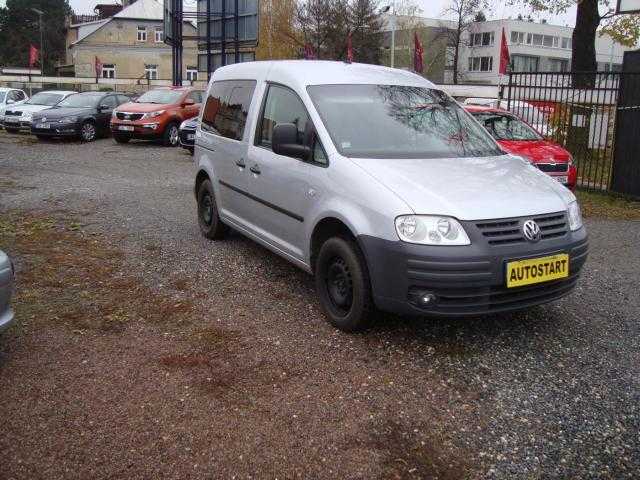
[567,200,583,231]
[395,215,471,245]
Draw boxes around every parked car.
[0,87,28,129]
[193,61,588,332]
[31,91,130,142]
[179,117,198,154]
[465,105,577,190]
[3,90,76,133]
[463,98,552,137]
[0,250,15,334]
[110,86,204,146]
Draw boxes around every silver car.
[193,61,587,332]
[0,250,15,334]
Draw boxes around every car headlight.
[144,110,165,119]
[180,119,191,129]
[112,110,118,119]
[567,200,583,231]
[23,112,33,121]
[395,215,471,245]
[59,116,78,124]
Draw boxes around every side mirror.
[99,104,110,112]
[272,123,311,160]
[183,98,195,107]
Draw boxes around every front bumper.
[179,128,195,149]
[31,122,80,137]
[359,219,588,317]
[111,121,163,139]
[2,118,31,130]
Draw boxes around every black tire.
[162,122,179,147]
[113,134,131,144]
[197,179,228,240]
[79,121,97,142]
[315,236,373,332]
[5,128,19,134]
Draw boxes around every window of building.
[561,37,572,49]
[512,55,539,72]
[137,26,147,42]
[549,58,569,72]
[511,31,525,44]
[532,34,543,46]
[468,56,493,72]
[471,32,494,47]
[155,27,163,43]
[101,64,116,78]
[186,67,198,81]
[145,64,158,80]
[201,80,256,140]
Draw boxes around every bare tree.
[440,0,488,84]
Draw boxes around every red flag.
[303,43,316,60]
[499,28,510,75]
[413,32,424,73]
[29,45,39,68]
[346,32,353,63]
[95,56,103,78]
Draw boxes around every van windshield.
[307,84,504,159]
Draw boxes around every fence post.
[507,72,513,110]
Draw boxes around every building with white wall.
[459,19,630,85]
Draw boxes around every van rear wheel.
[197,179,228,240]
[315,237,373,332]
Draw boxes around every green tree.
[510,0,640,86]
[0,0,71,74]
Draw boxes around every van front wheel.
[315,237,373,332]
[197,179,228,240]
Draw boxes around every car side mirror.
[272,123,311,161]
[99,104,110,111]
[183,98,195,106]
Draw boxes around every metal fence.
[506,71,640,192]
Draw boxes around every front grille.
[476,213,568,246]
[116,112,144,121]
[5,111,21,116]
[537,163,569,173]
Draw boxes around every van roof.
[212,60,436,90]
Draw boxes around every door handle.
[235,159,246,168]
[249,165,261,175]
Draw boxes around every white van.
[194,61,588,332]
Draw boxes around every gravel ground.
[0,131,639,479]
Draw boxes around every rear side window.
[189,91,204,104]
[201,80,256,141]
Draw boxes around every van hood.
[351,154,572,221]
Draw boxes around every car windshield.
[57,94,101,108]
[0,92,5,103]
[135,90,183,104]
[509,105,546,126]
[472,112,542,141]
[307,85,504,159]
[27,92,65,106]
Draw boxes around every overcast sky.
[65,0,578,26]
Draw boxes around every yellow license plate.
[506,254,569,288]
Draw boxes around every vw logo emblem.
[523,220,541,243]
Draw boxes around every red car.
[465,105,577,190]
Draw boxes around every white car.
[463,98,552,136]
[0,87,28,129]
[2,90,77,133]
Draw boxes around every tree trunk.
[572,0,600,87]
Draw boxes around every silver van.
[193,61,588,332]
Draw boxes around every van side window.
[258,85,310,147]
[201,80,256,141]
[258,84,327,165]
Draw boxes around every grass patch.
[576,190,640,221]
[0,210,198,333]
